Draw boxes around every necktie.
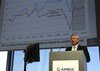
[73,46,76,51]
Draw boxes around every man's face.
[70,35,79,46]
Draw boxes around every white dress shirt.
[71,44,79,51]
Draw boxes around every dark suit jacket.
[65,45,90,63]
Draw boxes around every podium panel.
[49,51,87,71]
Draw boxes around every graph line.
[8,0,84,30]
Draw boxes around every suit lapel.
[77,45,82,50]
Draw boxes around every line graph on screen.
[1,0,89,49]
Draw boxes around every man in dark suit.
[65,34,90,63]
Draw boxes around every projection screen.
[0,0,97,50]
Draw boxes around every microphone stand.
[23,49,28,71]
[24,59,27,71]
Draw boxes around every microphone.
[58,47,64,52]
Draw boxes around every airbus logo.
[57,67,74,71]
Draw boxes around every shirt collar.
[72,44,79,47]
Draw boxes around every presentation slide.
[0,0,97,50]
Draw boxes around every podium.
[49,51,87,71]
